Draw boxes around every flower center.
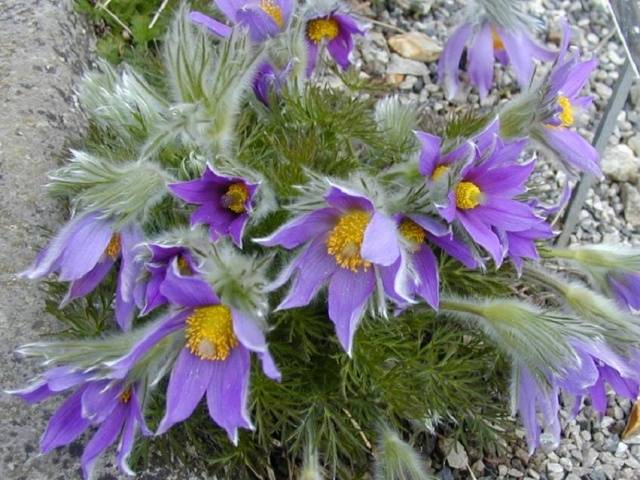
[557,95,574,128]
[177,255,192,275]
[326,210,372,272]
[399,219,426,250]
[185,305,238,361]
[259,0,284,28]
[455,181,482,210]
[306,18,340,43]
[105,234,121,258]
[119,388,132,404]
[431,164,450,181]
[492,28,504,51]
[221,183,249,214]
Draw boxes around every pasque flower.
[108,261,280,443]
[22,211,144,330]
[141,242,198,315]
[516,341,640,453]
[11,369,150,478]
[383,214,478,309]
[417,124,549,266]
[252,61,291,106]
[532,23,600,177]
[438,0,555,99]
[189,0,293,42]
[169,165,259,248]
[256,184,404,354]
[304,9,365,75]
[608,273,640,311]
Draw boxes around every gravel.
[2,0,638,478]
[351,0,640,478]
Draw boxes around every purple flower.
[535,22,600,177]
[515,365,561,455]
[12,372,150,479]
[252,61,290,106]
[382,215,478,309]
[141,243,198,315]
[189,0,293,42]
[304,11,365,75]
[439,18,555,100]
[256,184,403,354]
[22,211,144,330]
[417,126,548,267]
[108,261,280,442]
[608,272,640,311]
[504,219,554,274]
[169,165,259,248]
[516,341,640,454]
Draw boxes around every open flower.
[12,370,150,479]
[533,23,599,176]
[108,261,280,443]
[304,9,365,75]
[417,127,547,266]
[256,184,403,354]
[438,1,555,99]
[22,211,144,330]
[189,0,293,42]
[169,165,259,248]
[383,215,478,309]
[141,242,198,315]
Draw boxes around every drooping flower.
[252,61,291,106]
[189,0,293,42]
[515,341,640,454]
[141,242,198,315]
[532,22,600,177]
[256,184,404,354]
[417,126,548,267]
[438,0,555,100]
[107,261,280,442]
[382,215,478,309]
[11,371,150,479]
[22,211,144,330]
[169,165,259,248]
[304,9,365,75]
[608,273,640,311]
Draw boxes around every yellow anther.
[326,210,372,272]
[177,255,192,275]
[260,0,284,28]
[492,28,504,51]
[119,388,132,404]
[185,305,238,361]
[431,164,450,181]
[455,181,482,210]
[557,95,574,128]
[105,234,121,259]
[306,17,340,43]
[221,183,249,214]
[399,219,426,248]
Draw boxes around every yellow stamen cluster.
[557,95,574,127]
[431,164,450,181]
[306,18,340,43]
[177,255,192,275]
[119,388,132,404]
[326,210,372,272]
[455,181,482,210]
[185,305,238,361]
[399,219,426,247]
[221,183,249,214]
[492,28,505,51]
[260,0,284,28]
[105,234,121,258]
